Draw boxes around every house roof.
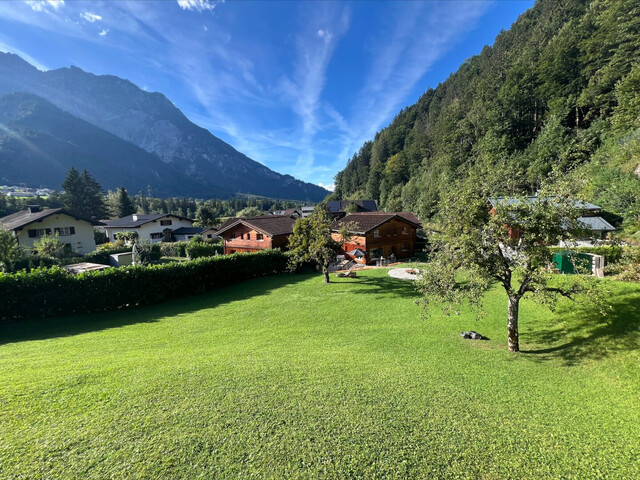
[332,212,421,234]
[347,248,366,257]
[327,199,378,213]
[0,208,102,230]
[578,216,615,231]
[217,215,297,237]
[103,213,193,228]
[488,196,601,211]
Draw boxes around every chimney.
[27,205,41,214]
[132,214,138,221]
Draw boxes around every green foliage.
[0,228,23,272]
[548,245,624,265]
[334,0,640,233]
[604,247,640,282]
[185,241,222,259]
[236,206,263,218]
[287,205,346,283]
[108,186,136,219]
[33,234,65,258]
[0,250,288,321]
[416,177,605,352]
[194,204,218,227]
[114,231,139,243]
[61,167,106,220]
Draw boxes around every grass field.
[1,268,639,478]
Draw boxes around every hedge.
[83,246,133,265]
[159,241,224,259]
[548,245,624,264]
[0,250,289,322]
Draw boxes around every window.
[247,233,251,240]
[241,233,245,240]
[373,229,380,238]
[160,219,172,226]
[231,233,236,240]
[55,226,76,236]
[207,234,212,238]
[256,233,264,241]
[150,232,163,239]
[27,228,51,238]
[402,226,408,235]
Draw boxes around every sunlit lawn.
[1,268,639,478]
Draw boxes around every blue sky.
[0,0,534,191]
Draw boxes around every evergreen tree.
[109,186,136,219]
[61,167,106,220]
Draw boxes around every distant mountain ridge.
[0,52,329,201]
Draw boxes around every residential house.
[331,212,421,264]
[488,196,615,245]
[0,205,100,254]
[217,215,297,254]
[103,214,195,243]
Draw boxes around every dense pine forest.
[333,0,640,240]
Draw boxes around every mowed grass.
[1,269,639,479]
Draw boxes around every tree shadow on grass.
[338,274,421,299]
[521,285,640,365]
[0,273,310,346]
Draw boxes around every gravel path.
[388,268,420,280]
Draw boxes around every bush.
[133,241,161,264]
[185,242,223,259]
[159,241,188,258]
[0,250,289,322]
[9,255,59,273]
[604,247,640,282]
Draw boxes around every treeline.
[0,172,307,223]
[333,0,640,237]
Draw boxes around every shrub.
[185,242,223,259]
[159,241,188,258]
[114,231,139,244]
[133,240,161,264]
[0,250,289,322]
[9,255,59,273]
[604,247,640,282]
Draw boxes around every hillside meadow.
[1,268,639,478]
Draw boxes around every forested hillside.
[334,0,639,237]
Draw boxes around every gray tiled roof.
[172,227,205,235]
[0,208,102,230]
[578,216,615,231]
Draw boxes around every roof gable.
[217,215,297,237]
[332,212,421,234]
[0,208,102,230]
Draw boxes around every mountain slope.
[0,53,329,201]
[333,0,640,230]
[0,92,203,196]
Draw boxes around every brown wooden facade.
[332,215,419,264]
[217,216,295,255]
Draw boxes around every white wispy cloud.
[177,0,220,12]
[25,0,64,12]
[99,29,108,37]
[81,12,102,23]
[317,182,335,192]
[334,1,493,171]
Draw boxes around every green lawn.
[1,269,639,478]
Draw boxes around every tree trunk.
[323,267,330,283]
[507,295,520,353]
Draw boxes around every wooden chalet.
[216,215,297,254]
[331,212,421,265]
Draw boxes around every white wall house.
[0,206,99,254]
[103,214,194,243]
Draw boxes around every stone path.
[388,267,419,280]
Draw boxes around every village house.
[216,215,296,254]
[488,196,615,245]
[0,205,100,254]
[331,212,421,264]
[102,213,195,243]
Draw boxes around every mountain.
[333,0,640,232]
[0,52,329,201]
